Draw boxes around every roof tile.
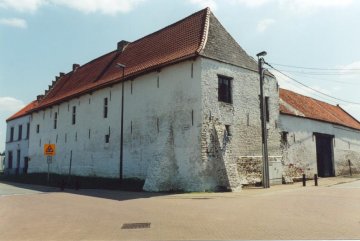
[280,88,360,130]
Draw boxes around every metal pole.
[257,53,270,188]
[47,162,50,185]
[348,159,352,176]
[120,66,125,183]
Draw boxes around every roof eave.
[30,53,199,112]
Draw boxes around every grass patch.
[0,173,144,192]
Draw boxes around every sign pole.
[44,144,56,186]
[47,161,50,185]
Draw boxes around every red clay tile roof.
[6,100,38,122]
[280,88,360,130]
[32,8,210,111]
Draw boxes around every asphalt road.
[0,178,359,240]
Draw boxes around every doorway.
[314,133,334,177]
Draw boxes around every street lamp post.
[256,51,270,188]
[116,63,126,183]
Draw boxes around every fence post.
[314,174,318,186]
[302,174,306,187]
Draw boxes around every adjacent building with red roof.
[279,88,360,179]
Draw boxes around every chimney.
[37,95,44,101]
[55,76,59,81]
[117,40,130,52]
[73,63,80,71]
[59,72,65,77]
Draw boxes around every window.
[72,106,76,125]
[54,112,58,129]
[281,131,288,145]
[10,127,14,142]
[265,97,270,122]
[218,75,232,103]
[104,98,108,118]
[26,123,30,139]
[225,125,231,136]
[105,134,110,143]
[36,124,40,133]
[18,125,22,140]
[8,151,13,169]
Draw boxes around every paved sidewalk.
[0,177,359,240]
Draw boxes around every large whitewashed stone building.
[5,8,360,191]
[280,89,360,179]
[4,8,281,191]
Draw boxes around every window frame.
[218,75,233,104]
[10,127,14,142]
[18,125,22,140]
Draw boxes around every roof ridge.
[196,7,210,54]
[127,8,209,49]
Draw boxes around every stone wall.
[200,57,281,188]
[280,114,360,180]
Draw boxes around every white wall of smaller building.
[280,114,360,178]
[4,115,30,174]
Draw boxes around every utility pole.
[257,51,270,188]
[117,63,126,183]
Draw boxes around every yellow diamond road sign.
[44,144,56,156]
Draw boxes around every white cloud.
[52,0,145,15]
[189,0,217,10]
[0,97,25,113]
[0,18,27,28]
[0,0,44,12]
[229,0,271,8]
[257,18,275,32]
[278,0,353,14]
[0,0,145,14]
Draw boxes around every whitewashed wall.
[28,60,203,191]
[279,114,360,178]
[5,115,30,174]
[200,58,281,188]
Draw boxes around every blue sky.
[1,0,360,151]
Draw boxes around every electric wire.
[269,62,360,71]
[265,62,360,105]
